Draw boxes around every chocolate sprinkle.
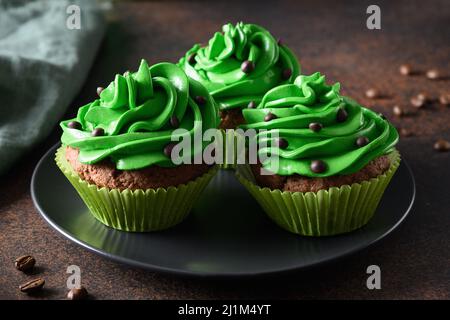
[248,101,257,109]
[336,107,348,122]
[96,87,104,96]
[264,112,277,122]
[281,68,292,80]
[309,122,323,132]
[356,136,370,147]
[92,128,104,137]
[241,60,255,74]
[195,95,206,105]
[311,160,327,173]
[276,138,288,149]
[68,121,81,130]
[169,115,180,128]
[187,53,197,65]
[164,143,177,157]
[434,139,450,152]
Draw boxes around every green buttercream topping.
[60,60,219,170]
[179,22,300,110]
[240,72,399,177]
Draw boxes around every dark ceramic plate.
[31,144,415,277]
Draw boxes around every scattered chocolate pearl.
[399,128,413,137]
[365,88,380,99]
[91,128,104,136]
[164,143,177,157]
[241,60,255,74]
[399,64,412,76]
[195,95,206,105]
[275,138,288,149]
[96,87,104,96]
[68,121,81,130]
[426,69,440,80]
[410,95,426,108]
[187,53,197,65]
[311,160,327,173]
[281,68,292,80]
[439,94,450,106]
[169,115,179,128]
[393,105,404,117]
[264,112,277,122]
[434,139,450,152]
[336,107,348,122]
[67,287,88,300]
[247,101,257,109]
[356,136,370,147]
[309,122,323,132]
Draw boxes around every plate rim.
[31,143,416,278]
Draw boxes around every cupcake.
[56,60,220,232]
[179,22,300,129]
[236,72,400,236]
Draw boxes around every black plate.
[31,144,415,277]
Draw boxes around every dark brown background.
[1,0,449,299]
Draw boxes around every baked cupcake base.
[235,150,401,236]
[56,146,219,232]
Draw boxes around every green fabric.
[0,0,106,174]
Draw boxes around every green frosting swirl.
[179,22,300,110]
[240,72,399,177]
[60,60,219,170]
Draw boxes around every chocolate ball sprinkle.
[336,107,348,122]
[169,115,179,128]
[393,105,403,117]
[247,101,257,109]
[96,87,104,96]
[365,88,379,99]
[434,139,450,152]
[241,60,255,74]
[439,94,450,106]
[356,136,370,147]
[164,143,177,157]
[311,160,327,173]
[187,53,197,65]
[275,138,288,149]
[68,121,81,130]
[309,122,323,132]
[91,128,104,137]
[426,69,440,80]
[195,95,206,105]
[410,96,426,108]
[399,128,413,137]
[281,68,292,80]
[399,64,412,76]
[67,287,88,300]
[264,112,277,122]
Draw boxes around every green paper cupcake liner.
[55,146,219,232]
[235,150,401,236]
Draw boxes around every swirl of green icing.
[60,60,219,170]
[179,22,300,110]
[240,72,399,177]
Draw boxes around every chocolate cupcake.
[56,60,220,232]
[179,22,300,129]
[236,72,400,236]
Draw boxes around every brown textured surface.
[0,0,449,300]
[65,146,210,190]
[252,155,391,192]
[219,109,246,129]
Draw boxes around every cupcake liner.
[55,146,218,232]
[235,150,401,236]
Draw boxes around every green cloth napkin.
[0,0,107,174]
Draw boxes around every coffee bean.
[187,53,197,65]
[164,143,177,157]
[410,96,426,108]
[241,60,255,74]
[281,68,292,80]
[68,121,81,130]
[399,128,413,137]
[311,160,327,173]
[426,69,440,80]
[19,278,45,294]
[247,101,257,109]
[309,122,323,132]
[264,112,277,122]
[336,107,348,122]
[15,255,36,272]
[393,105,403,117]
[275,138,288,149]
[356,136,370,147]
[96,87,104,96]
[169,115,179,128]
[399,64,412,76]
[67,287,88,300]
[195,95,206,105]
[92,128,104,136]
[439,94,450,106]
[365,88,380,99]
[434,139,450,152]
